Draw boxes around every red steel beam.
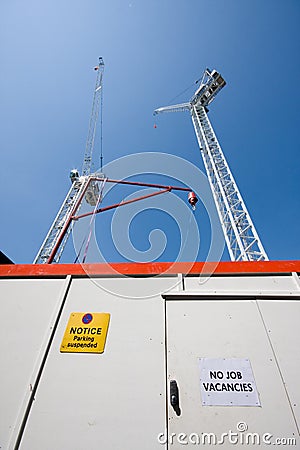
[46,179,92,264]
[73,187,171,221]
[46,177,194,264]
[92,177,191,191]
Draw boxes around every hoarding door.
[18,277,170,450]
[165,299,298,449]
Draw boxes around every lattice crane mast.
[82,57,105,175]
[34,58,105,264]
[34,58,198,264]
[154,69,268,261]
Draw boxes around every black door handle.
[170,379,181,416]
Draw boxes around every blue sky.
[0,0,299,264]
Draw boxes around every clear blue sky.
[0,0,299,264]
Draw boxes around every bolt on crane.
[154,69,268,261]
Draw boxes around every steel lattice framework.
[34,58,105,264]
[34,178,90,264]
[82,57,105,176]
[154,69,268,261]
[34,58,196,265]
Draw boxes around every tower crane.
[34,57,106,264]
[154,69,268,261]
[34,58,197,264]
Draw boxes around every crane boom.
[154,102,191,115]
[82,57,105,175]
[154,69,268,261]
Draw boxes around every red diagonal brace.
[72,187,171,221]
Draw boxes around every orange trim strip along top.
[0,261,299,277]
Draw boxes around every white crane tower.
[34,59,197,265]
[34,57,106,264]
[154,69,268,262]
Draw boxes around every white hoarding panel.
[258,300,300,427]
[19,277,174,450]
[0,278,68,449]
[166,299,299,448]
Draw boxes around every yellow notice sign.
[60,312,110,354]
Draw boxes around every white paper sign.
[199,358,260,406]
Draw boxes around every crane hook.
[188,191,198,210]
